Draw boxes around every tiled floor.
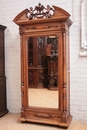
[0,113,87,130]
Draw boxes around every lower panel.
[18,114,72,128]
[18,108,72,128]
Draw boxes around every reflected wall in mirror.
[28,36,59,108]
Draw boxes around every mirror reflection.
[28,36,59,108]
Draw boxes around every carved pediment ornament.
[26,3,55,20]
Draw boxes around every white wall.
[0,0,87,121]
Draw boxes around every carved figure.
[26,7,33,20]
[26,3,55,19]
[34,3,45,14]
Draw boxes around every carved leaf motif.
[33,112,61,119]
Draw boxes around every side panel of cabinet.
[0,34,4,77]
[0,25,8,117]
[0,78,6,115]
[66,32,70,117]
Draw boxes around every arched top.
[13,3,72,26]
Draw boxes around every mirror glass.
[28,36,59,108]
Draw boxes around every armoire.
[0,25,8,117]
[13,3,72,127]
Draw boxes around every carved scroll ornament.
[26,3,55,20]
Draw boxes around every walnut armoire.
[13,3,72,128]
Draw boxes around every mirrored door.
[28,36,59,109]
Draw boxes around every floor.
[29,88,58,108]
[0,113,87,130]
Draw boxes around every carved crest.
[26,3,55,20]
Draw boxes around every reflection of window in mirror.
[28,36,59,108]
